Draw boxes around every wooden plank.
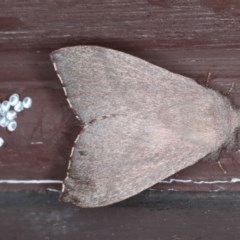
[1,191,240,240]
[0,0,240,191]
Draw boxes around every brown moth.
[50,46,239,208]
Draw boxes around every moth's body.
[51,46,239,207]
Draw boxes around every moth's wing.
[61,113,215,208]
[51,46,237,207]
[51,46,207,124]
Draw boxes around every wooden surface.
[1,0,240,192]
[1,190,240,240]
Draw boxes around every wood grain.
[0,0,240,191]
[1,190,240,240]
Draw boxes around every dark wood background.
[2,190,240,240]
[1,0,240,239]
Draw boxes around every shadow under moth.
[50,46,239,208]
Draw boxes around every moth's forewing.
[51,46,238,207]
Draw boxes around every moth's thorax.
[210,91,238,146]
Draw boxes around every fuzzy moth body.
[51,46,240,208]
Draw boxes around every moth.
[50,46,239,208]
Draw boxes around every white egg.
[0,116,9,128]
[0,137,4,147]
[6,110,17,121]
[9,93,19,106]
[7,120,17,132]
[14,101,23,112]
[22,97,32,109]
[0,107,6,117]
[1,100,10,112]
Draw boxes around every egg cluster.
[0,93,32,147]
